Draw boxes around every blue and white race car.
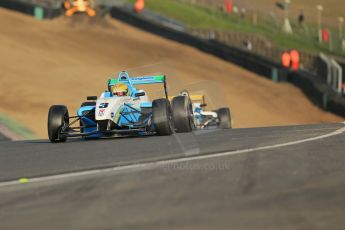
[47,71,194,142]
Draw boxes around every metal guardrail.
[11,0,63,8]
[0,0,62,19]
[331,59,343,94]
[120,4,187,32]
[319,53,343,94]
[190,28,324,72]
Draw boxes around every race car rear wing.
[168,94,206,104]
[108,73,168,99]
[108,75,166,85]
[131,75,168,99]
[190,94,205,102]
[130,75,166,85]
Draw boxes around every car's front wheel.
[48,105,69,143]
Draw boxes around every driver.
[111,83,129,96]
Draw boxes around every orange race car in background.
[64,0,96,17]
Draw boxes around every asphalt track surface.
[0,123,345,229]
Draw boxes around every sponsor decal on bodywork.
[98,109,105,117]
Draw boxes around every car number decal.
[99,103,109,108]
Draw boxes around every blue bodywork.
[77,106,97,134]
[75,71,166,138]
[194,107,203,125]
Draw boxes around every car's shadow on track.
[24,133,157,144]
[23,128,225,144]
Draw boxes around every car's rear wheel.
[217,107,232,129]
[152,98,174,135]
[48,105,69,143]
[172,96,194,133]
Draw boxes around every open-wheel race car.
[47,71,194,142]
[178,91,232,129]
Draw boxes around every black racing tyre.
[80,101,96,107]
[152,98,174,136]
[217,107,232,129]
[48,105,69,143]
[172,96,193,133]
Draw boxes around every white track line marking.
[1,123,345,188]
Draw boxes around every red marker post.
[290,49,300,71]
[134,0,145,13]
[224,0,232,14]
[281,51,291,68]
[322,28,330,43]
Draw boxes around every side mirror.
[135,92,145,97]
[200,103,207,107]
[87,96,97,100]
